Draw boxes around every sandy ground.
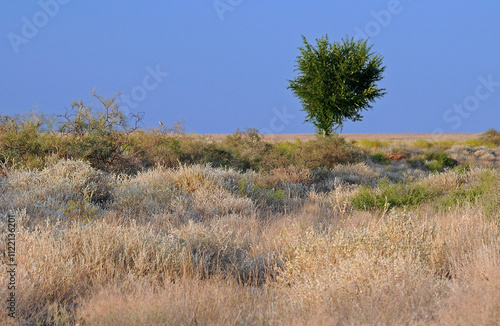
[197,133,482,143]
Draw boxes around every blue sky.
[1,1,499,134]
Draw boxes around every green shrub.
[352,179,436,210]
[0,115,57,170]
[371,152,390,165]
[1,99,399,175]
[220,129,273,171]
[56,93,143,173]
[238,177,288,208]
[351,185,379,210]
[424,152,457,172]
[201,146,233,167]
[273,141,299,160]
[408,152,457,173]
[436,169,498,210]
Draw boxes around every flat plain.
[0,129,499,325]
[201,132,482,142]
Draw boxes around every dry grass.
[202,133,482,143]
[0,157,499,325]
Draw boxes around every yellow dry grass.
[0,159,499,325]
[199,132,482,143]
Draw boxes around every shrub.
[57,93,144,174]
[424,152,457,172]
[299,134,361,169]
[371,152,390,165]
[0,115,56,170]
[408,152,458,173]
[63,195,99,222]
[352,179,436,210]
[480,128,500,146]
[264,166,313,187]
[220,129,275,171]
[436,169,499,211]
[201,145,234,167]
[3,159,112,223]
[238,177,288,209]
[0,109,368,175]
[111,168,187,218]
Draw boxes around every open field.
[1,128,499,325]
[199,133,483,143]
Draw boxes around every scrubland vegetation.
[0,106,499,325]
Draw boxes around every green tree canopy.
[288,35,386,135]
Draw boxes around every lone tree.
[288,35,386,136]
